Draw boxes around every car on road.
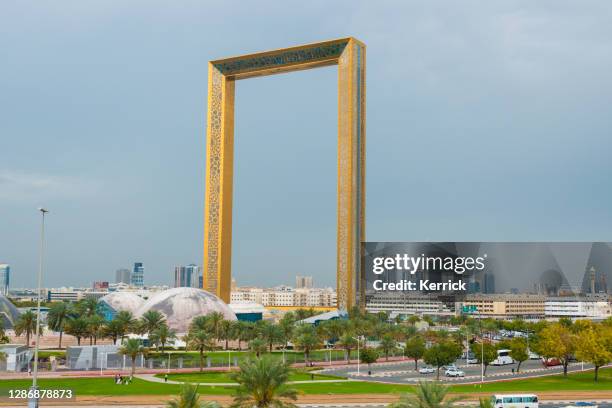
[443,364,458,370]
[467,358,478,364]
[418,366,435,374]
[445,368,465,377]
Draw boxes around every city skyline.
[3,2,612,289]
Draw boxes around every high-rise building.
[0,264,10,295]
[483,272,496,294]
[174,264,200,288]
[296,275,313,289]
[131,262,144,287]
[115,268,131,284]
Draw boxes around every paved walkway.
[136,373,353,386]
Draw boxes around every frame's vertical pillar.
[337,39,366,310]
[203,64,235,303]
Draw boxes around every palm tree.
[185,330,214,371]
[190,315,209,332]
[150,323,177,353]
[378,335,397,361]
[104,319,125,345]
[166,383,219,408]
[338,333,357,363]
[236,321,255,350]
[47,302,71,349]
[218,320,234,350]
[140,310,166,336]
[76,297,100,317]
[292,325,321,365]
[278,313,295,348]
[64,317,89,346]
[87,315,106,345]
[14,310,38,347]
[120,338,147,376]
[248,338,267,358]
[230,356,297,408]
[257,321,282,352]
[389,382,462,408]
[206,312,225,343]
[115,311,137,341]
[0,326,9,344]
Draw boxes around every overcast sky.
[2,1,611,289]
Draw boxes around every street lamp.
[29,207,48,408]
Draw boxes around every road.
[320,358,595,384]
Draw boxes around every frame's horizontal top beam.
[210,37,361,79]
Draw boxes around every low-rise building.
[231,286,337,308]
[0,344,30,372]
[459,294,546,319]
[366,293,455,316]
[545,295,611,320]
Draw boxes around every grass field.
[154,371,344,383]
[1,369,611,397]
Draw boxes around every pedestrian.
[164,374,168,383]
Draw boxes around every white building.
[366,293,454,316]
[0,344,30,372]
[231,285,336,308]
[545,296,611,320]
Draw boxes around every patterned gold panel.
[204,38,365,309]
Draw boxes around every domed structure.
[99,292,145,320]
[136,287,236,333]
[0,293,21,329]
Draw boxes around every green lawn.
[1,369,611,398]
[148,349,350,366]
[155,371,344,383]
[451,369,612,393]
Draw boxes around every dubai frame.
[203,38,365,310]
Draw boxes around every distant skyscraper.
[131,262,144,287]
[0,264,10,295]
[115,268,131,284]
[174,264,200,288]
[296,276,313,289]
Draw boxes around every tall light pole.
[352,336,361,375]
[29,208,48,408]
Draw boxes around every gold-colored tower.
[203,38,366,310]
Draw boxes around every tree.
[87,314,106,345]
[378,335,397,361]
[64,317,88,346]
[115,311,137,341]
[104,319,125,345]
[47,302,71,349]
[338,333,358,363]
[534,323,577,375]
[206,312,225,343]
[119,338,147,376]
[470,341,497,376]
[509,338,529,373]
[230,356,297,408]
[404,336,426,371]
[166,383,219,408]
[150,323,177,353]
[575,326,612,382]
[278,313,296,348]
[360,348,379,372]
[140,310,166,336]
[186,330,214,371]
[424,341,462,380]
[248,338,267,358]
[14,310,39,347]
[257,321,282,352]
[0,326,9,344]
[218,320,234,350]
[234,321,254,350]
[390,382,462,408]
[75,297,99,317]
[292,325,321,365]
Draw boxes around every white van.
[491,349,514,365]
[491,394,538,408]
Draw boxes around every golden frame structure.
[203,38,365,310]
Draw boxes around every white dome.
[0,293,20,329]
[136,287,236,333]
[99,292,145,314]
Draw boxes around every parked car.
[419,366,435,374]
[444,364,458,370]
[445,368,465,377]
